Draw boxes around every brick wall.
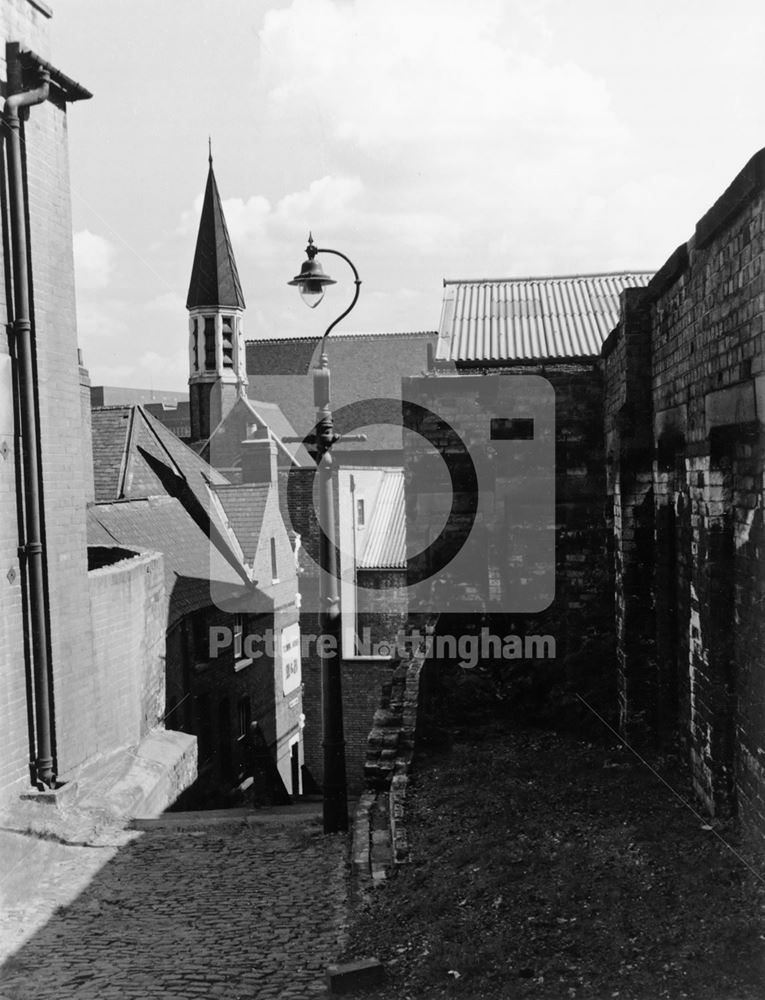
[164,603,302,807]
[402,367,613,684]
[0,0,97,802]
[24,38,95,782]
[285,464,407,794]
[604,148,765,848]
[356,569,408,646]
[88,548,166,756]
[602,290,657,735]
[301,649,396,794]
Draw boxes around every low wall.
[354,617,437,881]
[85,547,167,767]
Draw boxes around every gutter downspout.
[4,69,54,788]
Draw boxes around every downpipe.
[4,70,55,788]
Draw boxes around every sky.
[53,0,765,391]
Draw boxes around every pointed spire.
[186,153,245,310]
[208,135,213,165]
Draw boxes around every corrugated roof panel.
[358,471,406,570]
[435,272,653,363]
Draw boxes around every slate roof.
[358,470,406,569]
[186,158,245,310]
[90,405,252,599]
[212,484,270,565]
[245,331,436,452]
[87,498,250,628]
[91,404,229,504]
[435,273,653,363]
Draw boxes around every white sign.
[281,623,301,696]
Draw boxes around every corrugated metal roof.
[358,471,406,569]
[435,272,653,363]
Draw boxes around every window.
[204,316,216,371]
[237,696,251,739]
[356,498,366,527]
[270,537,278,580]
[221,315,234,368]
[233,615,243,660]
[490,417,534,441]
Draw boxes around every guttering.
[4,67,54,788]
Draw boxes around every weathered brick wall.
[604,148,765,848]
[88,549,166,755]
[356,569,408,646]
[603,290,657,735]
[649,163,764,826]
[300,638,396,794]
[24,31,95,782]
[0,0,96,802]
[402,367,613,680]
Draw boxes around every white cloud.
[137,350,187,388]
[73,230,116,290]
[252,0,636,284]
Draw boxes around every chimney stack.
[241,430,278,484]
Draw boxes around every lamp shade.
[288,258,336,309]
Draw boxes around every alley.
[0,809,348,1000]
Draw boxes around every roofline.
[246,330,436,345]
[18,48,92,101]
[432,355,602,369]
[442,271,655,286]
[92,495,176,507]
[187,303,245,313]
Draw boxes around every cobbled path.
[0,815,349,999]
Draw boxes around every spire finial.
[208,136,213,166]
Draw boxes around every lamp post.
[288,234,361,834]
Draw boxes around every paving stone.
[0,816,349,998]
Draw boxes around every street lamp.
[288,234,361,834]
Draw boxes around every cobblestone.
[0,813,349,998]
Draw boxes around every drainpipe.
[4,69,54,788]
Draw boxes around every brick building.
[0,1,199,816]
[157,156,435,793]
[88,404,303,804]
[404,273,651,674]
[603,147,765,848]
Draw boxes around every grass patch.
[345,720,765,999]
